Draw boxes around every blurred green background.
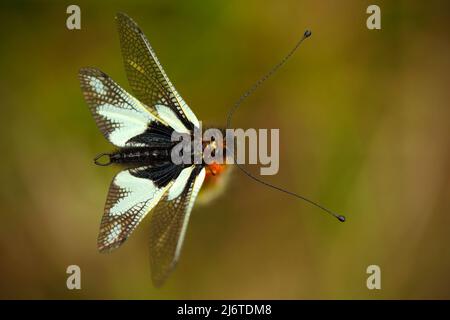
[0,0,449,299]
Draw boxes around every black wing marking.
[98,163,183,252]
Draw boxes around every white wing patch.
[88,76,107,95]
[97,166,176,252]
[167,166,195,201]
[155,104,190,134]
[79,68,171,148]
[109,170,166,216]
[97,102,154,147]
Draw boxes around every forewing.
[149,166,206,286]
[116,12,200,131]
[98,163,183,252]
[79,67,177,147]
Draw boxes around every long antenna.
[226,30,346,223]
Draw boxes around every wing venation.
[97,164,184,252]
[79,67,171,147]
[149,166,206,286]
[116,12,200,131]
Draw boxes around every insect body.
[79,13,221,286]
[80,12,345,287]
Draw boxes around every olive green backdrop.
[0,0,449,299]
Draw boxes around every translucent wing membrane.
[79,67,172,147]
[116,12,200,131]
[149,167,206,286]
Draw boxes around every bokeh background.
[0,0,449,299]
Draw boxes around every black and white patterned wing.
[148,166,206,286]
[97,163,184,252]
[79,67,188,148]
[116,12,200,132]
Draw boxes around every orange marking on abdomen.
[205,162,227,184]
